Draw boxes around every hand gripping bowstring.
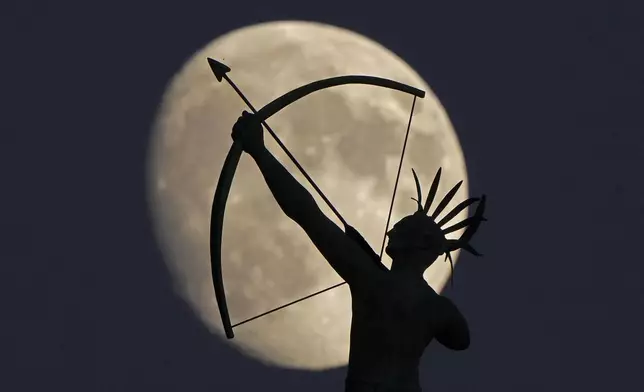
[207,58,425,339]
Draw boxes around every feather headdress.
[409,167,487,286]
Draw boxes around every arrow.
[208,58,428,339]
[208,58,230,82]
[207,57,349,228]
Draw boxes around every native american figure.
[229,111,486,392]
[207,59,486,392]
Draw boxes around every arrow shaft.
[222,74,348,228]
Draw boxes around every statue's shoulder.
[421,286,450,313]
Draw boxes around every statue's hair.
[408,167,487,286]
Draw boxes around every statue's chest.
[358,284,430,324]
[353,285,437,351]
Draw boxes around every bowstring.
[378,95,417,261]
[229,95,418,330]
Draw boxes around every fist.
[232,111,264,156]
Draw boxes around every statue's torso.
[345,277,444,391]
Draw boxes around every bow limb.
[254,75,425,122]
[210,142,242,339]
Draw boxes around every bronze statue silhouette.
[229,111,487,392]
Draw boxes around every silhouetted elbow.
[436,324,470,351]
[436,299,470,351]
[284,194,319,224]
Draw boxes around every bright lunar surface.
[147,21,470,370]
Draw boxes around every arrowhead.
[207,57,231,82]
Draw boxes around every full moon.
[147,21,469,370]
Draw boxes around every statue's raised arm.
[232,112,387,295]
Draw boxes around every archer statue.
[229,111,486,392]
[205,57,486,392]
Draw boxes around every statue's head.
[385,211,444,266]
[385,168,487,284]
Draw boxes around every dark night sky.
[4,0,644,391]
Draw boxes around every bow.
[207,58,425,339]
